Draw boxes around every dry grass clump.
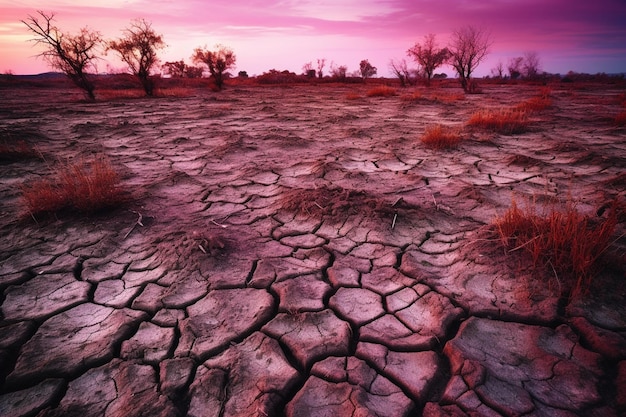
[467,109,529,134]
[614,110,626,126]
[0,140,41,161]
[400,91,422,103]
[494,198,619,299]
[97,89,147,100]
[514,96,552,112]
[421,124,462,149]
[366,85,397,97]
[21,156,126,218]
[280,185,411,220]
[345,92,361,100]
[428,91,465,104]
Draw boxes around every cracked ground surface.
[1,82,625,417]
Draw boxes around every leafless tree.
[359,59,377,79]
[22,11,102,100]
[522,51,541,79]
[407,34,449,86]
[508,56,523,79]
[491,60,505,79]
[302,62,315,77]
[389,59,417,87]
[448,26,492,92]
[191,45,236,90]
[329,62,348,80]
[316,58,326,78]
[108,19,165,96]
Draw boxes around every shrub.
[366,85,397,97]
[494,198,619,299]
[421,124,462,149]
[21,156,126,217]
[467,109,528,134]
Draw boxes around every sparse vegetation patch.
[280,185,414,221]
[421,124,462,149]
[366,85,397,97]
[467,109,528,134]
[494,198,620,299]
[20,155,126,218]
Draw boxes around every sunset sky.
[1,0,625,77]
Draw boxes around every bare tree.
[407,34,449,86]
[491,60,505,79]
[359,59,377,79]
[108,19,165,96]
[329,62,348,80]
[316,58,326,78]
[389,59,417,87]
[302,62,315,77]
[448,26,492,92]
[22,11,102,100]
[191,45,236,90]
[522,51,541,79]
[508,56,523,79]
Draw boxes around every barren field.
[1,81,625,416]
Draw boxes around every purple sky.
[1,0,625,77]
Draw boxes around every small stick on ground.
[124,211,144,239]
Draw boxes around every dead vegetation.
[421,124,463,149]
[467,109,529,134]
[20,155,126,218]
[366,85,397,97]
[279,185,414,221]
[494,197,621,299]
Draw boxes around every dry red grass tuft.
[20,156,126,218]
[467,109,529,134]
[514,96,552,113]
[400,91,422,103]
[97,89,146,100]
[421,124,462,149]
[494,198,619,299]
[366,85,397,97]
[614,110,626,126]
[345,92,361,100]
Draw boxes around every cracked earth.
[0,82,625,417]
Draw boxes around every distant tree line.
[22,11,236,99]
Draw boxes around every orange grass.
[614,110,626,126]
[96,89,147,100]
[494,198,618,298]
[21,156,126,217]
[514,96,552,112]
[467,109,528,134]
[421,124,462,149]
[366,85,397,97]
[345,92,361,100]
[400,91,422,103]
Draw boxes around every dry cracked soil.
[0,81,625,417]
